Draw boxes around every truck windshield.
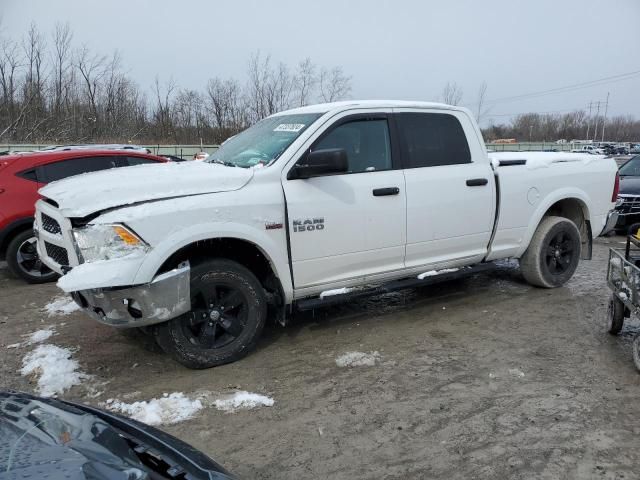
[207,113,323,168]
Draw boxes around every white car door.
[393,109,496,269]
[283,113,406,292]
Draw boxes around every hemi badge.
[265,222,283,230]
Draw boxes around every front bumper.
[601,210,619,235]
[71,262,191,328]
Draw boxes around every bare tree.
[76,45,106,128]
[246,51,293,121]
[0,37,21,137]
[206,77,245,138]
[441,81,463,106]
[152,75,177,140]
[51,22,72,116]
[318,66,351,102]
[293,57,316,107]
[475,81,488,124]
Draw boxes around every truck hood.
[39,162,253,217]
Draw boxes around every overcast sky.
[2,0,639,126]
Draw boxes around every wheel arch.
[133,226,293,306]
[518,192,593,260]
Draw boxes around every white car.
[571,145,604,155]
[35,100,619,368]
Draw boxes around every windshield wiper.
[211,159,237,168]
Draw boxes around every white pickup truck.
[35,101,619,368]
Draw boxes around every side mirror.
[288,148,348,180]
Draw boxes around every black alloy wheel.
[544,231,575,275]
[156,259,267,369]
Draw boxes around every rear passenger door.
[394,110,495,268]
[38,156,124,183]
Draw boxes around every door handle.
[466,178,488,187]
[373,187,400,196]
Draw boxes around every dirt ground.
[1,236,640,480]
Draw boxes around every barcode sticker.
[274,123,305,132]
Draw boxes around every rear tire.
[156,259,267,369]
[6,230,58,284]
[520,216,581,288]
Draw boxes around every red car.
[0,149,167,283]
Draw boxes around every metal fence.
[485,142,574,152]
[0,144,220,160]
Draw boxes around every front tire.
[6,230,58,284]
[156,259,267,369]
[520,216,581,288]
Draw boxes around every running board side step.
[295,262,496,311]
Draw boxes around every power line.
[473,69,640,106]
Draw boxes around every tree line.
[0,23,351,144]
[440,82,640,143]
[2,22,638,145]
[483,111,640,143]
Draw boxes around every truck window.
[395,113,471,168]
[40,156,123,183]
[312,119,392,173]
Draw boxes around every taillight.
[612,171,620,202]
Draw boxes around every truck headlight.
[72,224,148,263]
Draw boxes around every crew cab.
[0,148,167,283]
[34,101,619,368]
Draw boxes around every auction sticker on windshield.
[274,123,305,132]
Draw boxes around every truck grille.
[45,242,69,266]
[617,196,640,214]
[41,213,62,234]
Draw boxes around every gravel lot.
[1,236,640,479]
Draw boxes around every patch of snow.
[336,351,381,367]
[320,287,353,299]
[508,368,525,378]
[213,391,275,413]
[44,296,81,316]
[106,392,204,426]
[25,328,55,344]
[417,268,459,280]
[618,291,629,300]
[6,343,21,349]
[21,344,89,397]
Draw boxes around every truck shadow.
[255,265,532,353]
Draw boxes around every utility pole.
[601,92,610,142]
[586,101,593,140]
[593,101,601,142]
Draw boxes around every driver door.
[283,113,406,292]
